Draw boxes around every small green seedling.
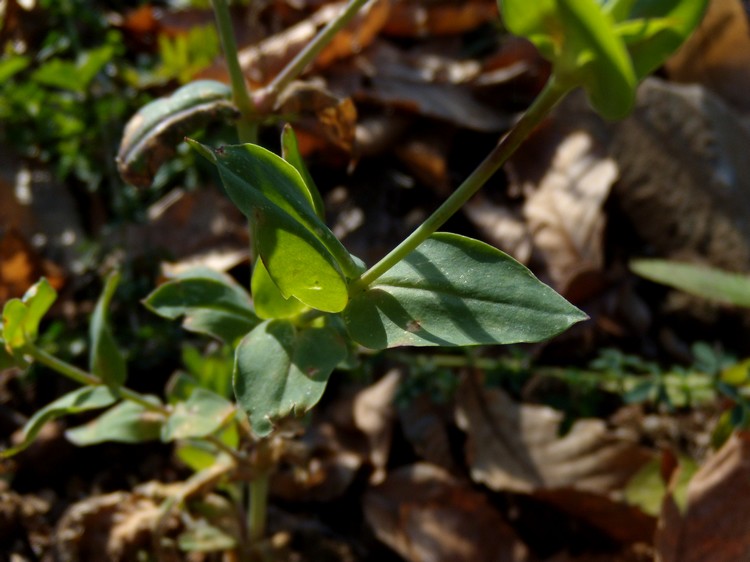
[2,0,706,554]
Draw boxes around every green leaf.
[176,424,239,472]
[90,272,127,388]
[251,259,308,320]
[178,520,237,552]
[1,386,118,457]
[195,141,359,311]
[344,233,587,349]
[0,56,30,82]
[162,388,235,441]
[2,278,57,352]
[234,320,347,437]
[66,398,164,446]
[144,267,259,344]
[281,124,325,219]
[117,80,238,187]
[618,0,708,79]
[630,259,750,308]
[501,0,637,119]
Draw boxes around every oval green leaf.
[1,386,118,458]
[144,267,259,344]
[344,233,588,349]
[281,124,326,220]
[206,142,354,311]
[66,398,165,446]
[162,388,235,442]
[233,319,347,437]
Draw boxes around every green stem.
[211,0,258,143]
[249,471,269,543]
[25,344,170,416]
[351,78,571,291]
[260,0,370,107]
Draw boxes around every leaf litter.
[5,0,750,560]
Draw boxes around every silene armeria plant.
[1,0,707,556]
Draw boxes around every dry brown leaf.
[364,463,530,562]
[394,126,453,195]
[352,369,401,484]
[455,373,653,495]
[463,194,534,264]
[507,128,617,293]
[383,0,498,37]
[666,0,750,112]
[544,543,654,562]
[399,394,458,472]
[238,0,390,87]
[346,41,512,131]
[655,431,750,562]
[277,80,358,155]
[55,490,180,561]
[0,228,65,303]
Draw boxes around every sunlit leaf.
[90,272,127,388]
[2,278,57,352]
[344,233,587,349]
[501,0,637,119]
[631,259,750,308]
[162,388,235,441]
[1,386,117,458]
[195,141,358,311]
[234,319,347,437]
[144,267,259,344]
[251,259,308,320]
[66,398,164,446]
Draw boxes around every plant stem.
[249,471,269,543]
[259,0,370,107]
[351,78,571,291]
[211,0,258,143]
[25,344,170,416]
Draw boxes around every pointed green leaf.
[344,233,587,349]
[251,259,308,319]
[616,0,708,79]
[281,124,325,219]
[501,0,637,119]
[162,388,235,441]
[90,272,127,388]
[197,141,360,310]
[631,259,750,308]
[1,386,117,458]
[144,267,259,344]
[66,398,164,446]
[176,424,239,472]
[234,320,347,437]
[2,278,57,352]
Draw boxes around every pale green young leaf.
[1,386,117,458]
[2,278,57,352]
[631,259,750,308]
[344,233,587,349]
[251,259,308,320]
[66,398,164,446]
[234,320,347,437]
[90,272,127,388]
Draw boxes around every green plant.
[2,0,707,557]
